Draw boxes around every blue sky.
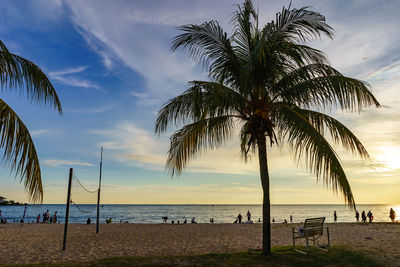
[1,0,400,204]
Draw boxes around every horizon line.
[23,203,396,205]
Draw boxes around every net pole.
[63,168,73,251]
[96,147,103,234]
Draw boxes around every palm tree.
[155,0,379,254]
[0,40,62,203]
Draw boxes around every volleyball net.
[70,171,98,214]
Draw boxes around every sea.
[1,204,399,224]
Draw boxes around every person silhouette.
[389,208,396,223]
[237,213,242,224]
[361,210,367,223]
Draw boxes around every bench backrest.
[303,217,325,236]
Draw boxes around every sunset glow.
[0,0,399,205]
[375,146,400,170]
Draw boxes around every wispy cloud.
[90,121,261,175]
[42,159,93,167]
[0,0,64,29]
[366,60,400,81]
[30,129,50,137]
[49,66,101,90]
[49,66,88,76]
[64,106,114,114]
[74,26,114,71]
[130,91,159,106]
[101,182,260,194]
[65,1,214,104]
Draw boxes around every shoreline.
[2,204,397,224]
[1,221,398,224]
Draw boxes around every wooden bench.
[292,217,330,254]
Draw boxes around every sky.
[0,0,399,205]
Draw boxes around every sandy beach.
[0,223,399,265]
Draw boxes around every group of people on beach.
[269,209,397,224]
[234,210,261,224]
[36,210,58,224]
[271,215,293,224]
[334,210,375,223]
[273,209,391,224]
[0,208,58,224]
[161,216,197,224]
[353,210,373,223]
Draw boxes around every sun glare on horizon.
[375,146,400,170]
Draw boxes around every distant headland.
[0,196,27,206]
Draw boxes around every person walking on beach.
[237,213,242,224]
[390,208,396,223]
[361,210,367,223]
[246,210,251,221]
[0,210,6,224]
[272,218,275,223]
[334,211,337,222]
[53,211,57,223]
[290,215,293,223]
[367,210,373,223]
[45,210,50,223]
[355,210,360,222]
[36,214,41,224]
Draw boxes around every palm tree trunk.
[257,136,271,254]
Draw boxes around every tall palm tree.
[0,40,62,203]
[155,0,379,254]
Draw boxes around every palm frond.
[166,116,235,176]
[276,42,328,67]
[275,4,334,43]
[275,103,355,208]
[231,0,257,63]
[292,106,369,158]
[239,121,256,162]
[0,98,42,203]
[171,21,241,84]
[0,40,62,113]
[274,71,380,111]
[155,81,246,134]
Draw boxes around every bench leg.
[292,228,295,249]
[327,227,330,252]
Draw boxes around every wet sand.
[0,223,399,264]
